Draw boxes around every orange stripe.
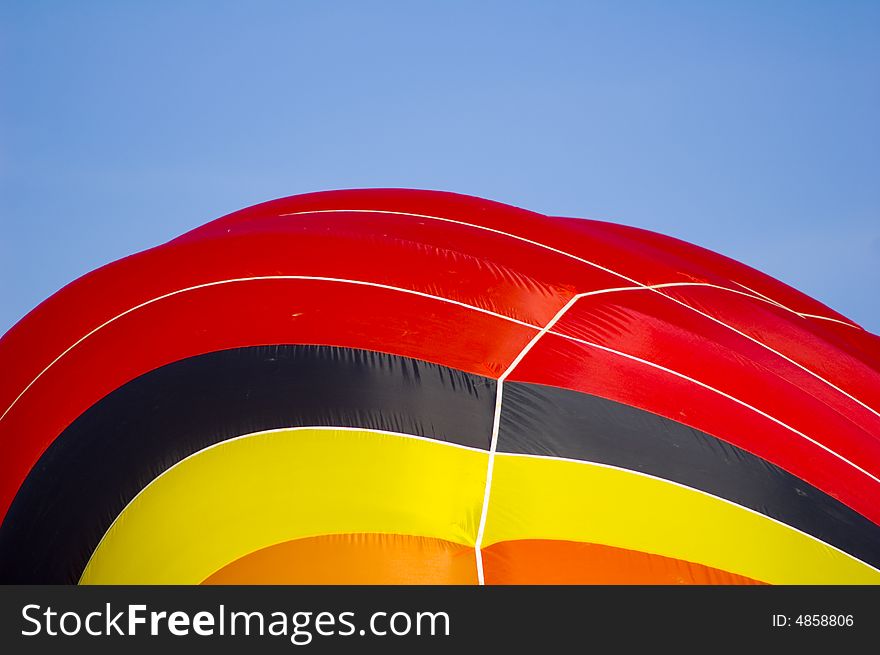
[482,540,766,585]
[202,533,478,585]
[205,535,765,584]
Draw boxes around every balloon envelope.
[1,189,878,584]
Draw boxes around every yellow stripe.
[482,454,880,584]
[81,428,487,584]
[82,429,879,585]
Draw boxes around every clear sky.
[1,1,878,335]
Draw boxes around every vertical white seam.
[473,294,584,585]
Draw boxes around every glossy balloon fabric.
[1,189,879,585]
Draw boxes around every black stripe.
[0,345,497,583]
[498,381,880,570]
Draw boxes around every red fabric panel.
[553,290,880,459]
[662,285,880,396]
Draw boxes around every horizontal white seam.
[492,451,880,574]
[544,328,880,485]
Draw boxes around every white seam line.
[282,209,874,416]
[648,281,858,323]
[473,294,583,585]
[799,313,863,329]
[731,280,861,330]
[81,425,480,583]
[546,329,880,485]
[731,280,796,313]
[493,451,880,575]
[280,208,859,327]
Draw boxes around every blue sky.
[1,1,878,334]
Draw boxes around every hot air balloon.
[1,189,878,585]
